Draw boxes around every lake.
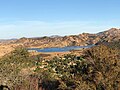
[28,45,94,52]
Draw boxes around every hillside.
[0,43,120,90]
[0,28,120,90]
[13,28,120,48]
[0,28,120,58]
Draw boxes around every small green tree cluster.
[35,45,120,90]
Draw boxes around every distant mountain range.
[6,28,120,48]
[0,39,17,43]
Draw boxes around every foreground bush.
[0,47,35,89]
[83,45,120,90]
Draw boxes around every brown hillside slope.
[14,28,120,48]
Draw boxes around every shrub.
[0,47,35,89]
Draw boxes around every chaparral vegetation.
[0,41,120,90]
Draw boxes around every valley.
[0,28,120,58]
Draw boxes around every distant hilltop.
[0,39,17,44]
[4,28,120,48]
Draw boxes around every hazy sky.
[0,0,120,39]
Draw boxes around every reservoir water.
[28,45,94,52]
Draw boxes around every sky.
[0,0,120,39]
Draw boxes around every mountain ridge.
[10,28,120,48]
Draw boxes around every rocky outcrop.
[97,28,120,43]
